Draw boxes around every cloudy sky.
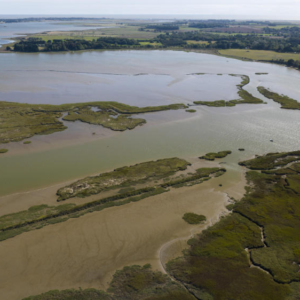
[1,0,300,20]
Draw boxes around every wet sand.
[0,157,245,300]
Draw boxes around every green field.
[219,49,300,62]
[32,25,159,41]
[186,40,211,45]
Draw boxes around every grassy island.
[194,75,263,107]
[57,158,190,201]
[0,101,186,144]
[0,157,226,241]
[258,86,300,109]
[199,150,232,161]
[57,159,226,201]
[183,213,206,224]
[0,149,8,154]
[193,100,227,107]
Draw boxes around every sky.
[1,0,300,20]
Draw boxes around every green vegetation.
[57,158,190,201]
[0,149,8,153]
[63,108,146,131]
[194,75,263,108]
[200,150,232,161]
[165,150,300,299]
[168,212,290,299]
[185,109,196,113]
[23,289,113,300]
[23,265,195,300]
[258,86,300,109]
[256,72,268,75]
[13,37,141,52]
[0,101,186,144]
[194,100,226,107]
[0,101,66,144]
[160,168,226,189]
[230,89,264,105]
[0,204,75,231]
[23,141,32,144]
[238,150,300,170]
[183,213,206,224]
[57,158,226,201]
[219,49,300,63]
[108,265,195,300]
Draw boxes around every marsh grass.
[258,86,300,109]
[194,74,263,107]
[0,101,186,143]
[57,158,191,201]
[219,49,300,62]
[183,213,206,224]
[23,265,195,300]
[199,151,232,161]
[165,150,300,298]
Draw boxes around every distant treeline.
[143,24,180,31]
[188,20,284,29]
[0,17,105,23]
[12,37,140,52]
[154,31,300,52]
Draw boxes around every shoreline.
[1,41,298,71]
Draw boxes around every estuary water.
[0,21,104,46]
[0,50,300,195]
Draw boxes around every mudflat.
[0,165,244,300]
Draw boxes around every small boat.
[270,139,273,142]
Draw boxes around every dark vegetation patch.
[183,213,206,224]
[13,37,140,52]
[185,109,196,113]
[258,86,300,109]
[23,265,195,300]
[0,101,186,144]
[0,148,8,153]
[238,150,300,170]
[165,150,300,298]
[193,100,226,107]
[200,150,232,161]
[23,141,32,144]
[23,289,113,300]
